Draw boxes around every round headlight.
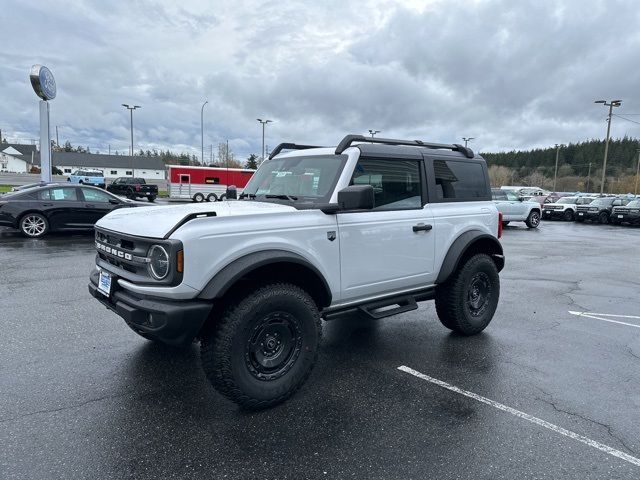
[148,245,170,279]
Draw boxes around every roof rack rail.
[269,143,323,160]
[334,134,475,158]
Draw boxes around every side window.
[49,188,78,201]
[110,170,117,175]
[351,158,422,210]
[433,159,488,201]
[205,177,220,184]
[82,188,112,203]
[492,191,507,200]
[37,189,51,200]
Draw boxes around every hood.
[96,201,297,238]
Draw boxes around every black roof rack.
[334,134,475,158]
[269,143,323,160]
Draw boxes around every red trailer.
[168,165,255,202]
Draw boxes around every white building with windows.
[0,146,166,180]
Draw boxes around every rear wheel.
[126,188,136,200]
[193,193,205,203]
[525,210,541,228]
[148,196,156,203]
[435,254,500,335]
[20,213,49,238]
[598,211,609,224]
[200,283,321,409]
[563,209,574,221]
[206,193,218,202]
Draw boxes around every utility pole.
[122,104,141,176]
[257,119,273,162]
[210,144,213,166]
[635,148,640,196]
[594,99,621,194]
[201,100,208,165]
[368,129,381,137]
[586,162,592,192]
[462,137,474,148]
[108,144,111,155]
[553,143,561,192]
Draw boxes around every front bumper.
[613,213,640,224]
[89,269,212,347]
[542,209,566,219]
[575,211,600,220]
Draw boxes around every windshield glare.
[625,200,640,208]
[556,197,577,204]
[242,155,347,203]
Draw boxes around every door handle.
[42,203,53,207]
[413,223,433,232]
[85,204,95,208]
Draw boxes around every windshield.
[556,197,577,204]
[624,200,640,208]
[590,198,611,207]
[242,155,347,204]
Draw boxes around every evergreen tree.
[245,153,258,170]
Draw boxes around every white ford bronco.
[89,135,505,408]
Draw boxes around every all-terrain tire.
[598,211,609,224]
[525,210,541,228]
[563,209,574,221]
[148,196,156,202]
[200,283,321,409]
[435,254,500,335]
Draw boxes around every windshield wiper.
[265,194,298,201]
[239,193,256,199]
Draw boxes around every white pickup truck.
[89,135,505,408]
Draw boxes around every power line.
[612,114,640,125]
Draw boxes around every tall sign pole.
[30,65,56,182]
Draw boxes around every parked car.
[0,184,143,238]
[107,177,158,202]
[68,169,106,188]
[543,196,596,221]
[492,188,541,228]
[611,199,640,225]
[575,197,631,224]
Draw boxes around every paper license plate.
[578,212,584,216]
[618,215,624,218]
[98,270,112,296]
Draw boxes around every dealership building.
[0,145,166,180]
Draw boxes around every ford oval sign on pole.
[30,65,56,182]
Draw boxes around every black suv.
[575,197,630,224]
[611,199,640,225]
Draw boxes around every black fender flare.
[198,249,332,305]
[436,230,504,284]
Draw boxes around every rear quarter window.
[430,159,490,202]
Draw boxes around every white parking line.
[568,311,640,329]
[398,365,640,468]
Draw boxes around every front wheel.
[563,210,574,221]
[200,283,321,409]
[20,213,49,238]
[147,196,156,203]
[598,211,609,224]
[525,210,541,228]
[435,254,500,335]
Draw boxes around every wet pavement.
[1,221,639,479]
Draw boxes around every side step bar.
[323,287,434,321]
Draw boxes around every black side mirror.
[337,185,374,210]
[108,198,119,205]
[518,196,525,202]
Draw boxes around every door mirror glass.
[338,185,374,210]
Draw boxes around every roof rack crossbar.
[269,143,322,160]
[334,135,475,158]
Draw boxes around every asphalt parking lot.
[1,221,639,479]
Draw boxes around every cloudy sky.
[2,0,640,161]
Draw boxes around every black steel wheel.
[598,211,609,224]
[201,283,321,409]
[563,209,574,221]
[435,253,500,335]
[19,212,49,238]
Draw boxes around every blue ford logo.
[30,65,56,101]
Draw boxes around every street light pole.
[553,143,561,192]
[462,137,474,148]
[368,129,380,138]
[594,99,621,194]
[257,118,273,162]
[201,100,208,165]
[122,104,141,176]
[586,162,592,192]
[635,148,640,196]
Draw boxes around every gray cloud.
[1,0,639,160]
